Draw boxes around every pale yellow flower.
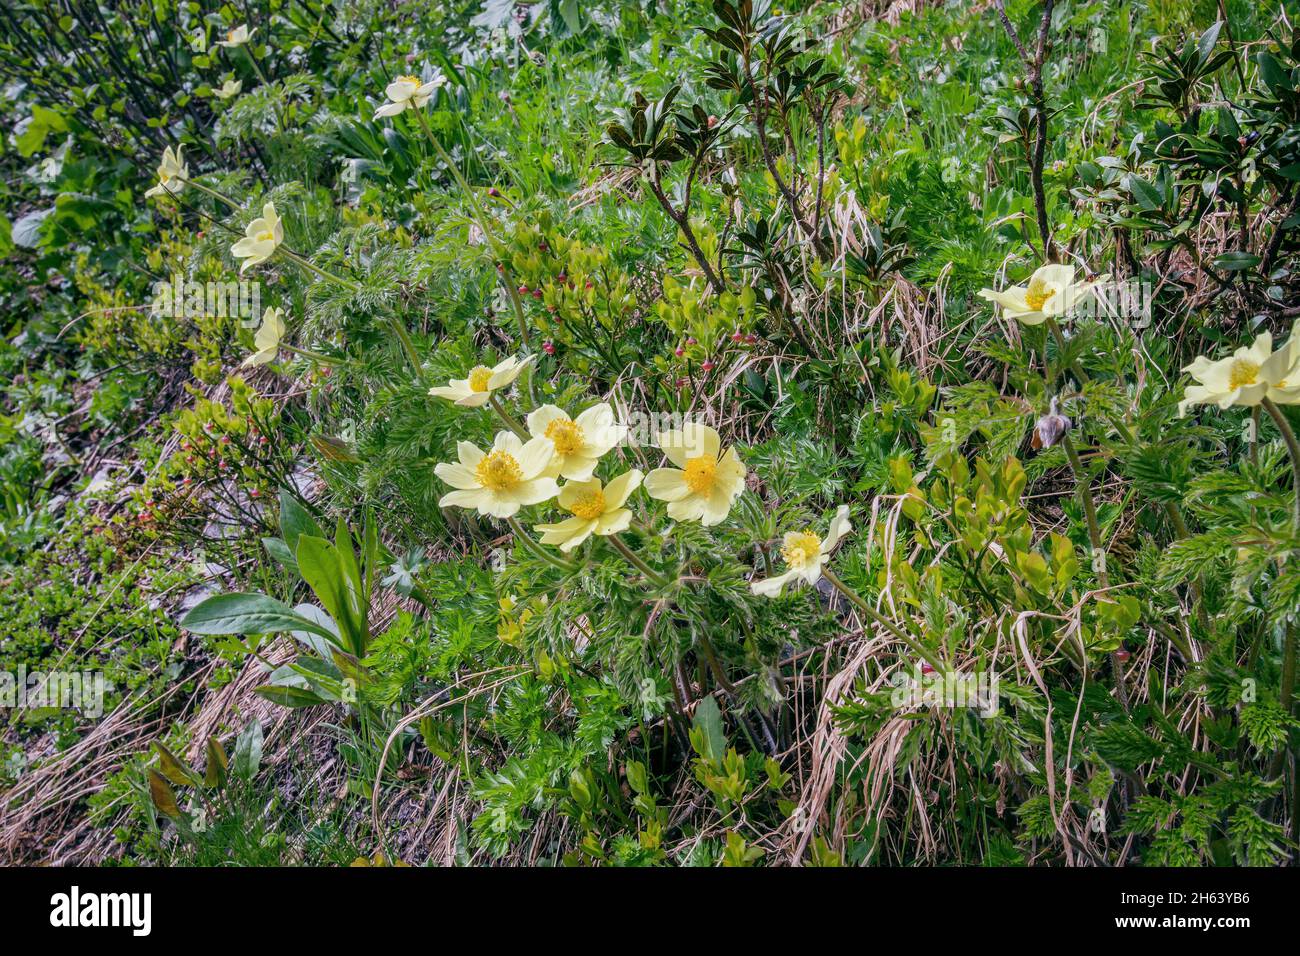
[428,355,533,408]
[1178,330,1300,416]
[218,24,255,48]
[214,79,243,100]
[978,263,1105,326]
[241,307,286,367]
[144,145,188,199]
[435,431,558,518]
[526,404,625,480]
[751,506,852,597]
[535,469,644,552]
[374,73,447,119]
[643,423,747,526]
[230,202,283,274]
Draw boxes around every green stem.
[608,535,668,587]
[186,179,241,211]
[1262,398,1300,527]
[819,567,944,672]
[1061,433,1130,711]
[489,394,530,441]
[506,516,576,573]
[280,343,342,366]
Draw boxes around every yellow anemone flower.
[535,469,644,552]
[526,403,626,480]
[218,24,255,48]
[435,431,558,518]
[750,506,852,597]
[214,79,243,100]
[374,73,448,119]
[144,146,188,199]
[428,354,533,407]
[978,263,1104,326]
[241,307,286,367]
[230,202,283,274]
[1178,330,1298,416]
[643,423,747,526]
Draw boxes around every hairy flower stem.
[1061,433,1130,712]
[489,394,529,441]
[609,535,668,587]
[819,568,944,672]
[1262,398,1300,528]
[186,179,241,211]
[505,516,576,573]
[280,248,421,373]
[280,343,341,366]
[1261,399,1300,804]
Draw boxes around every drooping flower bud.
[1031,397,1071,451]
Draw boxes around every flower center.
[256,229,276,242]
[475,450,523,491]
[682,455,717,494]
[545,418,584,457]
[1024,278,1056,312]
[568,489,606,520]
[468,366,494,391]
[1228,358,1259,389]
[781,531,822,569]
[397,74,421,86]
[228,30,239,42]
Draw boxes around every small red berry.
[518,284,529,295]
[250,488,261,498]
[538,241,548,252]
[674,346,685,358]
[744,333,758,345]
[585,281,593,290]
[542,341,556,355]
[731,331,744,343]
[686,337,697,346]
[1115,649,1131,663]
[488,187,501,197]
[532,289,543,299]
[701,360,715,372]
[920,662,935,675]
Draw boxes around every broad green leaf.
[180,592,336,641]
[692,694,726,763]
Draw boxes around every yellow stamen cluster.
[475,450,522,491]
[682,456,717,494]
[1024,279,1056,312]
[781,532,821,569]
[567,489,607,520]
[545,418,585,457]
[468,366,494,391]
[396,74,421,85]
[1228,358,1259,389]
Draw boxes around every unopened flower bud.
[1032,397,1071,451]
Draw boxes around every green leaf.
[180,592,336,641]
[692,694,726,763]
[1213,251,1261,272]
[278,489,324,553]
[232,720,263,779]
[255,685,328,708]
